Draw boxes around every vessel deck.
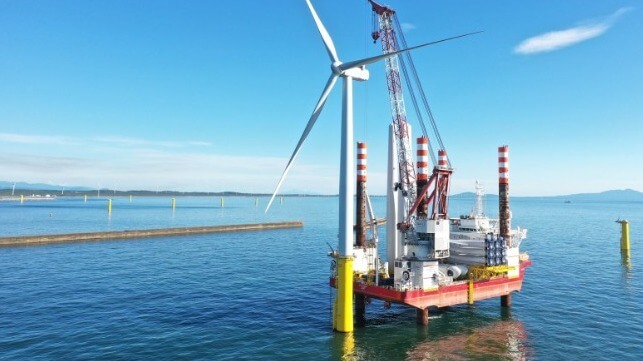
[332,260,531,309]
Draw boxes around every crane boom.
[369,1,416,216]
[369,0,454,222]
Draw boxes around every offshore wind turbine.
[266,0,478,332]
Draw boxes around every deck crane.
[368,0,452,223]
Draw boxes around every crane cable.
[393,14,452,168]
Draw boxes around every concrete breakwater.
[0,221,303,247]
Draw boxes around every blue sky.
[1,0,641,196]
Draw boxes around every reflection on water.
[621,250,634,289]
[621,250,632,271]
[329,307,532,361]
[407,319,530,360]
[335,332,357,361]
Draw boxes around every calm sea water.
[1,196,642,360]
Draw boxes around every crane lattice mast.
[369,0,453,222]
[369,1,417,214]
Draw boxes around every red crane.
[368,0,452,222]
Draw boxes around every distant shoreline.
[0,196,56,202]
[1,188,642,202]
[0,190,337,198]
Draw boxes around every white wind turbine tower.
[266,0,478,332]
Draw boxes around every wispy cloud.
[0,132,211,148]
[0,132,335,193]
[92,136,212,148]
[0,133,79,145]
[400,23,416,32]
[0,149,335,193]
[514,7,632,55]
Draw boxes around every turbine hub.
[331,61,343,75]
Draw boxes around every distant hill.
[2,180,642,201]
[451,189,643,202]
[0,181,93,192]
[543,189,643,202]
[451,192,486,199]
[451,192,498,200]
[0,181,332,197]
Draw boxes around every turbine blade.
[338,31,483,71]
[265,73,339,213]
[305,0,339,63]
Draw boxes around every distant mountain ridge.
[451,189,643,202]
[0,181,327,197]
[2,181,642,200]
[0,181,93,191]
[540,189,643,202]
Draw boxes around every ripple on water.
[1,197,643,360]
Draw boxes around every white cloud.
[0,133,78,145]
[400,23,416,32]
[0,132,211,148]
[514,7,632,55]
[515,25,608,54]
[0,132,336,193]
[92,136,212,148]
[0,150,336,193]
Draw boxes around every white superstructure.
[448,182,527,267]
[449,181,527,247]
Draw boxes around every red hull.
[332,260,532,309]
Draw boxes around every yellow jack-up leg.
[333,256,354,332]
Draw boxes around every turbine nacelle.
[331,61,369,81]
[342,65,369,81]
